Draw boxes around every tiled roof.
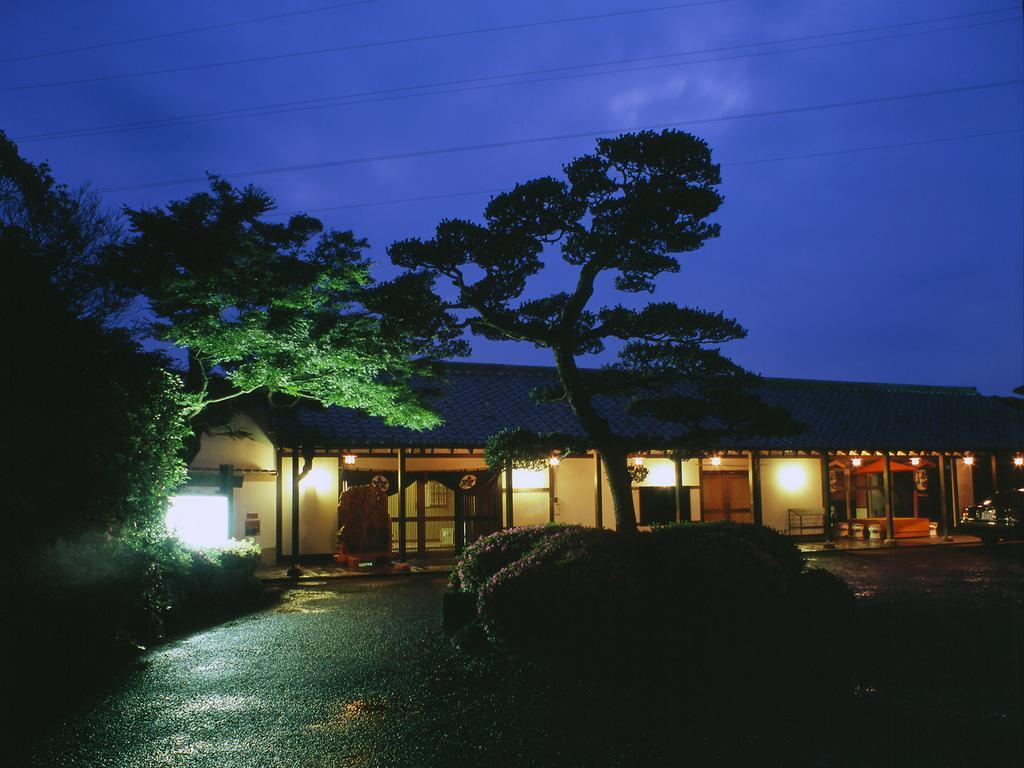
[269,362,1024,452]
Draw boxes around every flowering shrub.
[449,524,576,594]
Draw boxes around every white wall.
[280,456,340,556]
[955,459,975,510]
[191,414,277,562]
[759,457,823,532]
[554,457,598,526]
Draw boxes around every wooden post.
[820,451,835,548]
[950,456,960,530]
[749,451,763,526]
[397,448,407,562]
[882,452,896,546]
[843,463,852,528]
[504,464,514,528]
[674,453,684,524]
[548,465,556,523]
[697,459,705,522]
[275,448,283,564]
[937,453,952,541]
[594,452,603,528]
[991,454,999,493]
[291,445,300,560]
[219,464,235,539]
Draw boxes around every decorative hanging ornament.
[829,469,840,493]
[914,468,928,492]
[458,473,477,490]
[371,474,390,493]
[628,464,649,484]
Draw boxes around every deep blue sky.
[4,0,1022,394]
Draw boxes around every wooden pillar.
[882,451,896,546]
[504,464,514,528]
[453,493,465,553]
[820,451,835,547]
[697,459,705,522]
[594,452,603,528]
[548,465,556,523]
[674,453,684,524]
[950,456,961,530]
[937,453,952,541]
[748,451,763,526]
[397,448,407,562]
[291,445,300,560]
[843,463,852,527]
[991,454,999,493]
[275,448,283,564]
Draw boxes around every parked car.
[959,489,1024,545]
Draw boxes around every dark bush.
[455,521,857,740]
[476,526,631,657]
[658,520,806,578]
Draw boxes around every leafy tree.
[116,177,466,458]
[389,130,798,533]
[1,133,188,548]
[1,131,123,320]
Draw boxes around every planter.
[442,591,477,635]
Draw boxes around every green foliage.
[14,531,264,663]
[482,428,587,471]
[117,177,467,430]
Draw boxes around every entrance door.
[702,471,752,523]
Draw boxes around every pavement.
[25,542,1024,767]
[255,559,453,582]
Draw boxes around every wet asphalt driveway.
[27,543,1024,767]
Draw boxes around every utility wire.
[263,128,1022,216]
[96,78,1024,194]
[1,1,378,63]
[14,8,1020,143]
[0,1,731,93]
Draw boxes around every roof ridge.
[437,361,980,394]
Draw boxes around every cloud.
[606,71,750,125]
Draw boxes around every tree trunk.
[600,446,638,535]
[551,346,638,534]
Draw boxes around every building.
[185,362,1024,563]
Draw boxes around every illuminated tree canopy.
[389,130,799,532]
[117,177,467,450]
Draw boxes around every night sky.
[4,0,1022,395]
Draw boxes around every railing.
[786,508,825,536]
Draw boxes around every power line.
[14,7,1020,143]
[262,128,1022,217]
[0,1,731,93]
[96,78,1024,193]
[0,1,378,63]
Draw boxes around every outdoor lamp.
[548,454,560,467]
[710,455,722,466]
[632,456,645,467]
[342,454,357,465]
[1013,455,1023,467]
[851,457,862,467]
[963,455,974,466]
[910,457,920,466]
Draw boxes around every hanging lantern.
[914,467,928,492]
[829,469,840,493]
